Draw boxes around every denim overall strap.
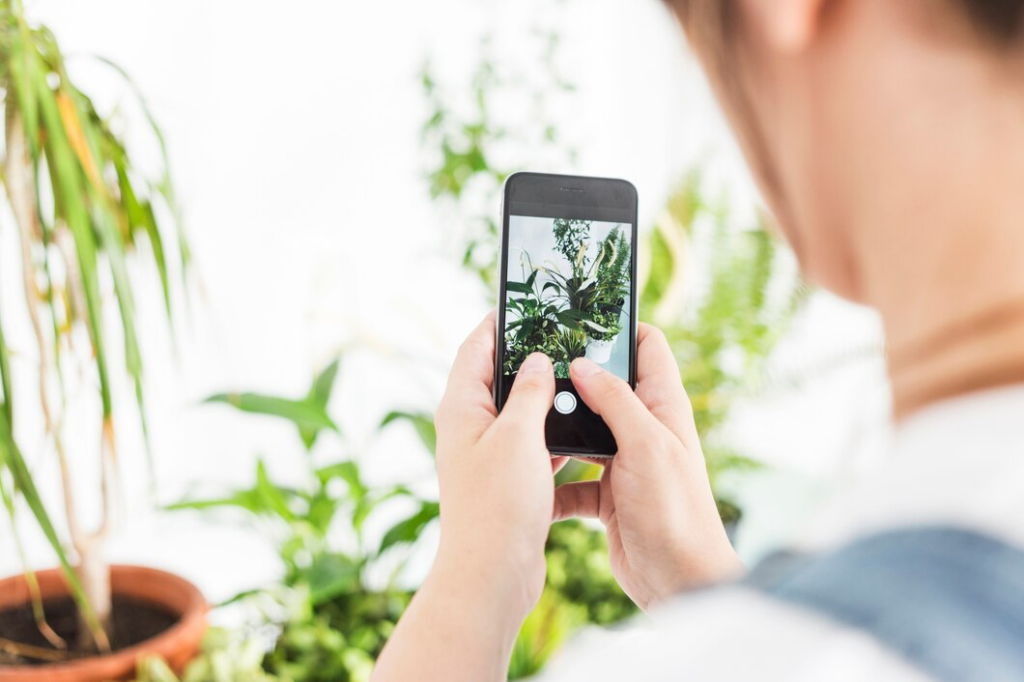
[749,527,1024,682]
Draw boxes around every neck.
[853,50,1024,420]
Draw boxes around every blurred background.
[0,0,892,678]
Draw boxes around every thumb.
[500,353,556,425]
[570,357,657,439]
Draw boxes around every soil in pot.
[0,596,178,667]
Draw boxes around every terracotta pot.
[0,565,207,682]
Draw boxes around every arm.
[371,552,527,682]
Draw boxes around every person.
[373,0,1024,679]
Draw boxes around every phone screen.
[496,174,638,457]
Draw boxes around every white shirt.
[541,384,1024,681]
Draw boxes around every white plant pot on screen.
[585,337,616,364]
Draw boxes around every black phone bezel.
[494,171,639,458]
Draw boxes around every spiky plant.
[0,0,185,653]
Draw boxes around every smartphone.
[495,172,639,457]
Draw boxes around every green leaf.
[36,65,114,418]
[88,54,189,293]
[300,358,341,449]
[0,409,106,642]
[380,411,436,457]
[308,358,341,406]
[506,281,534,295]
[306,552,360,605]
[315,461,367,503]
[164,491,265,514]
[205,392,338,442]
[0,317,11,425]
[378,501,440,556]
[7,28,40,160]
[167,461,301,520]
[255,460,295,522]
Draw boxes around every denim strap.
[750,527,1024,682]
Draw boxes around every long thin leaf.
[205,392,339,437]
[255,460,294,522]
[299,359,341,449]
[378,501,440,556]
[0,316,11,425]
[380,411,436,457]
[0,473,66,650]
[34,53,114,417]
[308,358,341,407]
[90,201,148,452]
[0,409,104,640]
[7,26,40,160]
[87,54,190,287]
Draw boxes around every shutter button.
[554,391,577,415]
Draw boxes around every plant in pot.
[582,227,630,364]
[503,256,563,375]
[168,360,441,682]
[543,219,626,363]
[545,327,586,379]
[0,4,201,679]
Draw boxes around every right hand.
[553,323,744,610]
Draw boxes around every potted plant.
[546,327,587,379]
[541,220,629,364]
[169,360,439,682]
[503,256,563,374]
[582,227,630,364]
[0,3,203,679]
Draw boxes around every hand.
[374,312,564,682]
[432,311,565,624]
[553,324,744,610]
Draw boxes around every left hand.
[374,311,561,682]
[432,311,565,625]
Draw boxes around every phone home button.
[554,391,577,415]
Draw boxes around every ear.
[741,0,830,52]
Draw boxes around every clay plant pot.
[0,565,207,682]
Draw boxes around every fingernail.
[572,357,602,377]
[520,353,551,374]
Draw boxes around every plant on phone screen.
[547,328,587,378]
[552,218,591,270]
[586,228,631,342]
[504,256,563,374]
[543,222,626,340]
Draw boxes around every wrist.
[430,541,544,638]
[651,540,745,606]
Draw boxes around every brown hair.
[960,0,1024,43]
[666,0,1024,45]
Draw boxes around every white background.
[1,0,890,606]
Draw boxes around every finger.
[635,323,698,444]
[436,311,498,441]
[498,353,555,427]
[552,480,601,522]
[444,311,497,400]
[570,357,659,441]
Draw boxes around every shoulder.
[537,586,932,682]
